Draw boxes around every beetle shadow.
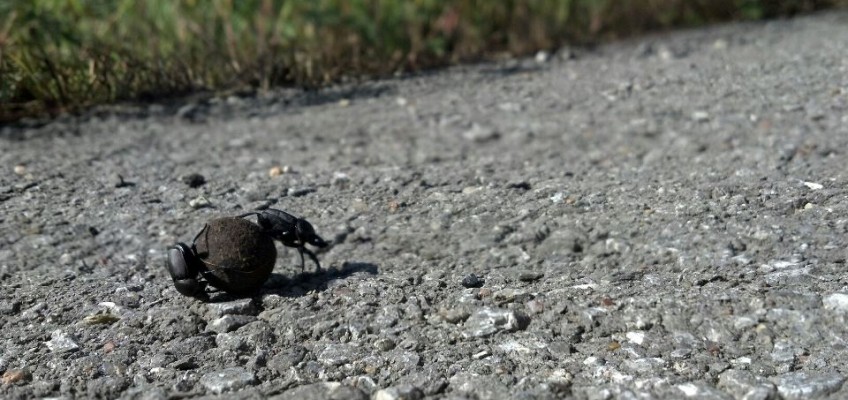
[262,261,379,298]
[203,261,379,302]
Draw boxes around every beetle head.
[167,243,207,297]
[296,219,328,247]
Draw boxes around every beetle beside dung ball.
[166,208,329,299]
[239,208,329,271]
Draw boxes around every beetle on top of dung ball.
[166,208,329,300]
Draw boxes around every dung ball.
[194,217,277,295]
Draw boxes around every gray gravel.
[2,10,848,399]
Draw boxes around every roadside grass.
[0,0,844,122]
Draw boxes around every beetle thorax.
[296,219,315,238]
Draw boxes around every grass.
[0,0,844,122]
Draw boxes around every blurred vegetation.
[0,0,845,121]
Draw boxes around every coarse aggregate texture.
[193,217,278,296]
[2,10,848,400]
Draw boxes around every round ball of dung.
[194,217,277,295]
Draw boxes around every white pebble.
[692,111,710,122]
[677,383,700,396]
[189,196,211,209]
[824,293,848,312]
[803,181,823,190]
[626,331,645,345]
[550,192,565,204]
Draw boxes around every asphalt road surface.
[2,10,848,400]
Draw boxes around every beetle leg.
[182,275,209,300]
[297,245,306,273]
[303,247,322,272]
[194,281,210,300]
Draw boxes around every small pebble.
[199,367,256,394]
[59,253,73,265]
[775,371,846,400]
[374,338,396,352]
[317,344,358,367]
[1,369,31,385]
[288,187,316,197]
[398,339,419,351]
[493,288,529,304]
[112,173,135,188]
[462,307,531,338]
[518,271,544,282]
[45,329,80,353]
[374,385,424,400]
[498,102,524,112]
[277,382,366,399]
[462,124,500,143]
[13,165,26,175]
[803,181,823,190]
[461,273,483,288]
[462,186,483,195]
[189,196,211,209]
[103,341,117,353]
[332,172,351,187]
[355,376,379,394]
[824,293,848,312]
[269,166,288,177]
[181,173,206,188]
[82,312,121,325]
[351,198,368,213]
[692,110,710,122]
[172,357,199,370]
[0,300,21,315]
[507,181,531,190]
[550,192,565,204]
[176,103,198,119]
[439,308,471,324]
[209,315,256,333]
[676,382,730,398]
[626,331,646,345]
[207,298,257,317]
[526,299,545,314]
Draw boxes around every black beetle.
[166,218,278,298]
[166,226,211,298]
[239,208,329,272]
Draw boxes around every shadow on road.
[203,261,379,302]
[263,261,380,298]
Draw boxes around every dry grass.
[0,0,843,122]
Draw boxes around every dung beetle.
[166,218,278,298]
[239,208,329,272]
